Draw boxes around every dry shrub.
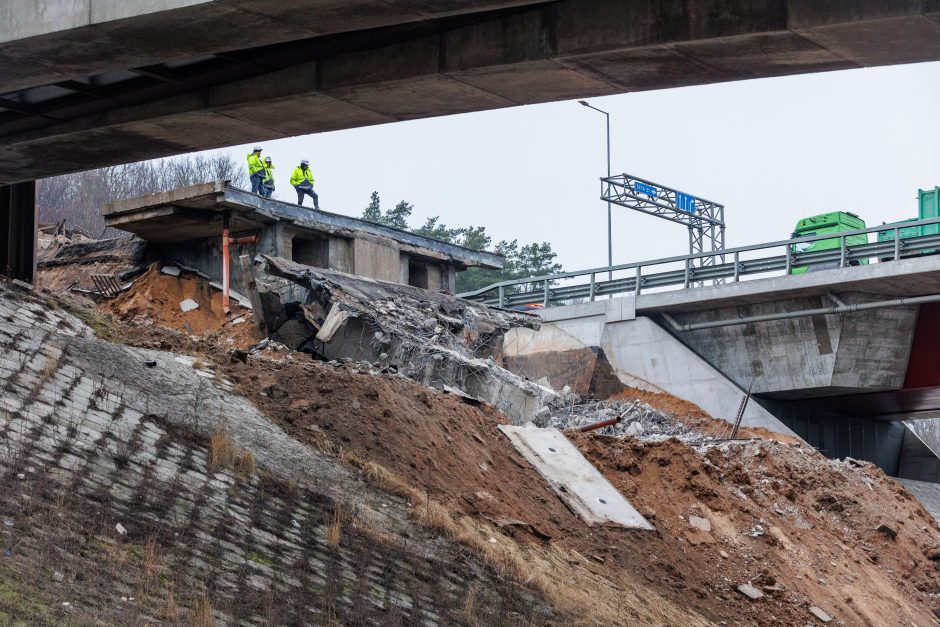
[416,498,453,531]
[362,461,413,496]
[236,451,256,476]
[463,585,478,625]
[163,584,178,621]
[209,423,239,472]
[193,591,214,627]
[326,505,343,550]
[208,423,256,479]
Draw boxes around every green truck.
[876,186,940,259]
[790,211,868,274]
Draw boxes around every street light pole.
[579,100,612,283]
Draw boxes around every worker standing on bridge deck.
[291,159,319,209]
[247,146,265,195]
[261,156,275,198]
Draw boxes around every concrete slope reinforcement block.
[498,424,654,530]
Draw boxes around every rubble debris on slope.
[239,342,940,626]
[0,279,555,626]
[37,234,148,292]
[256,255,562,422]
[575,434,940,627]
[540,398,699,442]
[106,263,258,345]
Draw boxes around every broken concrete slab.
[316,306,353,342]
[179,298,199,312]
[737,582,764,600]
[258,255,561,423]
[875,522,898,540]
[808,606,833,622]
[497,424,653,530]
[688,515,712,533]
[161,265,181,277]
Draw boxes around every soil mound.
[107,264,257,344]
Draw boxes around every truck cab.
[790,211,868,274]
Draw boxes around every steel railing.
[458,216,940,308]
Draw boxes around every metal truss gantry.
[601,173,726,284]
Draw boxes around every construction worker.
[247,146,265,195]
[290,159,319,209]
[261,156,275,198]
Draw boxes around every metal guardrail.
[458,216,940,308]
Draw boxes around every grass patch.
[247,553,275,567]
[49,293,116,341]
[0,573,53,625]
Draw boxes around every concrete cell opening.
[292,235,329,268]
[408,261,429,289]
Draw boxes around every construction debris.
[808,606,833,622]
[736,582,764,600]
[255,255,561,422]
[544,398,698,442]
[876,522,898,540]
[497,423,654,529]
[179,298,199,312]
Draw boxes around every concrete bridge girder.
[4,2,940,182]
[667,294,920,398]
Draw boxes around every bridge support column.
[0,181,37,284]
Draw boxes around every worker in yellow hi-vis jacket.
[261,156,275,198]
[247,146,265,195]
[290,159,318,209]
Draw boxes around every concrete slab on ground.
[498,424,654,530]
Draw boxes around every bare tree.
[37,153,248,237]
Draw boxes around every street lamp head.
[578,100,589,106]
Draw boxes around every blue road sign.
[676,192,697,213]
[635,181,658,198]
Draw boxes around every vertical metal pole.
[839,235,846,267]
[785,243,792,275]
[894,227,901,261]
[684,258,691,289]
[222,210,231,315]
[543,280,549,307]
[589,273,596,301]
[606,111,612,285]
[498,286,505,308]
[733,251,740,282]
[635,265,642,295]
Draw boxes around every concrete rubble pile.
[252,255,562,422]
[544,399,699,442]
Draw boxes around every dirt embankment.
[104,264,259,348]
[214,354,940,626]
[77,273,939,626]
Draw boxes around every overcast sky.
[216,60,940,273]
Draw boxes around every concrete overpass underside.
[4,1,940,184]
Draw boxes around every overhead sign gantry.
[601,173,726,284]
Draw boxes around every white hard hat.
[253,146,262,152]
[301,159,310,166]
[264,157,272,162]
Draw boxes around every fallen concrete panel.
[498,424,653,530]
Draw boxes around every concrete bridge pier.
[0,181,37,284]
